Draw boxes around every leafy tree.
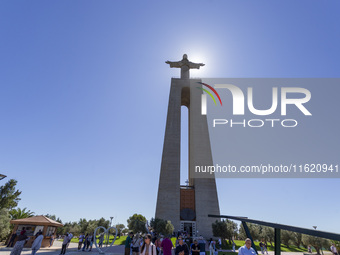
[239,223,260,242]
[86,220,98,234]
[281,230,293,248]
[127,214,147,234]
[60,222,72,235]
[226,220,238,242]
[259,227,275,247]
[302,234,330,255]
[10,208,35,220]
[212,220,237,245]
[291,232,303,248]
[0,179,21,210]
[0,209,11,241]
[164,221,174,236]
[79,218,89,234]
[98,217,110,229]
[69,222,81,236]
[122,228,129,234]
[150,218,167,234]
[116,224,125,234]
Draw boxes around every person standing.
[263,242,268,255]
[78,233,84,250]
[88,234,94,252]
[161,235,173,255]
[155,236,162,255]
[175,237,189,255]
[185,234,193,253]
[308,246,312,253]
[10,232,29,255]
[140,234,157,255]
[132,233,142,255]
[67,233,73,249]
[259,241,264,254]
[238,239,256,255]
[60,234,69,255]
[191,240,200,255]
[31,232,44,255]
[86,234,91,250]
[209,241,215,255]
[125,232,133,255]
[176,236,181,247]
[98,233,105,248]
[331,244,338,255]
[232,240,236,253]
[82,234,88,251]
[198,237,206,255]
[7,233,18,247]
[49,234,55,247]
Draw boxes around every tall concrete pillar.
[155,55,220,238]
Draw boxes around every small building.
[9,215,63,248]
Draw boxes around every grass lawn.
[170,238,307,253]
[217,253,238,255]
[223,240,307,253]
[70,235,127,246]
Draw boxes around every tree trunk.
[315,247,321,255]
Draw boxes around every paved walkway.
[0,241,333,255]
[0,240,124,255]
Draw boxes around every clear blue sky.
[0,0,339,233]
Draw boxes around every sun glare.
[187,51,214,78]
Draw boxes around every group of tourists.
[9,231,96,255]
[9,229,44,255]
[259,240,269,255]
[77,233,95,252]
[7,229,339,255]
[124,232,215,255]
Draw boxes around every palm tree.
[9,207,35,220]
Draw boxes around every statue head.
[183,54,188,60]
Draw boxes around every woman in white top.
[140,234,157,255]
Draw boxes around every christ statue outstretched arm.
[165,54,205,79]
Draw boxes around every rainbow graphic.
[197,82,222,106]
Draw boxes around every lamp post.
[0,174,6,180]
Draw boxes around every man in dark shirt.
[125,232,133,255]
[185,234,193,250]
[198,237,206,254]
[190,240,200,255]
[175,237,189,255]
[7,233,17,247]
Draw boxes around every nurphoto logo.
[199,81,312,128]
